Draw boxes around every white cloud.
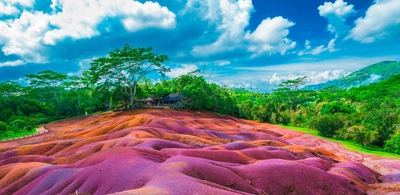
[0,60,24,67]
[264,69,349,87]
[298,39,336,56]
[8,0,35,7]
[307,70,349,84]
[192,0,254,56]
[350,0,400,43]
[191,0,295,57]
[234,56,400,74]
[318,0,355,37]
[67,58,94,76]
[245,17,296,57]
[327,39,336,52]
[0,11,51,63]
[266,73,301,85]
[0,0,176,65]
[166,64,198,78]
[0,2,19,16]
[0,0,35,16]
[309,0,354,56]
[44,0,176,45]
[216,60,230,66]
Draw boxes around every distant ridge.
[303,61,400,90]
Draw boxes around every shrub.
[346,125,378,147]
[278,110,291,125]
[320,101,355,115]
[384,130,400,154]
[0,109,15,122]
[311,115,344,137]
[0,121,7,132]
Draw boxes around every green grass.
[279,125,400,158]
[0,129,38,141]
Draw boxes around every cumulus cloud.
[192,0,254,56]
[245,17,296,57]
[166,64,198,78]
[300,0,354,56]
[298,39,336,56]
[0,60,24,67]
[0,0,35,16]
[0,2,19,16]
[44,0,176,45]
[0,0,176,64]
[307,69,349,84]
[266,73,301,85]
[0,11,51,63]
[191,0,296,57]
[350,0,400,43]
[265,69,349,86]
[9,0,35,7]
[318,0,355,37]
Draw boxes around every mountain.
[303,61,400,90]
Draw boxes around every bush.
[346,125,378,147]
[384,130,400,154]
[320,101,355,115]
[8,119,28,129]
[311,115,344,137]
[278,110,291,125]
[0,109,15,122]
[0,121,7,132]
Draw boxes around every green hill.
[303,61,400,90]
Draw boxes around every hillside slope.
[303,61,400,90]
[0,110,399,194]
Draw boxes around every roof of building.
[162,93,184,101]
[136,97,155,102]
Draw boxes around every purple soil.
[0,109,397,194]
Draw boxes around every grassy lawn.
[279,125,400,158]
[0,129,38,141]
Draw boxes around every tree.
[320,101,355,115]
[25,70,67,104]
[0,121,7,137]
[278,76,307,91]
[0,108,15,122]
[384,129,400,154]
[275,76,307,111]
[311,115,344,137]
[0,81,23,98]
[89,44,170,109]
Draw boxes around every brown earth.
[0,109,399,195]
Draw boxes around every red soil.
[0,109,399,194]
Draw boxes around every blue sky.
[0,0,399,92]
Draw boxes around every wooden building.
[136,94,185,110]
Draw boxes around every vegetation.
[304,61,400,90]
[89,44,170,109]
[1,45,399,156]
[279,125,400,158]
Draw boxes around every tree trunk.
[130,95,136,109]
[131,83,137,110]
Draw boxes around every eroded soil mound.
[0,110,396,194]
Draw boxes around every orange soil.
[0,109,399,195]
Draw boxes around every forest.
[0,45,399,154]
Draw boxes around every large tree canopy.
[88,44,170,109]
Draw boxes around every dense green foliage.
[304,61,400,90]
[1,45,399,155]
